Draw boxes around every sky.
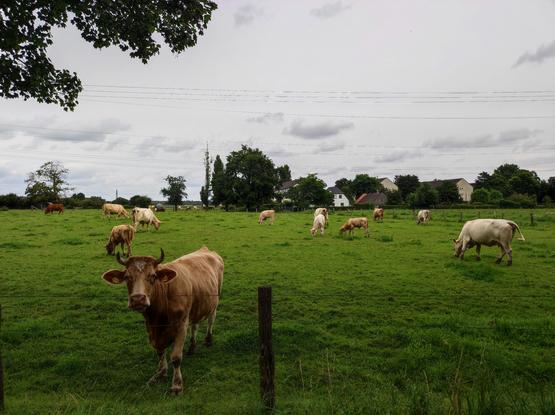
[1,0,555,201]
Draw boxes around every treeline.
[0,193,155,210]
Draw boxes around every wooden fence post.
[530,212,534,226]
[0,305,4,412]
[258,286,275,409]
[459,212,463,222]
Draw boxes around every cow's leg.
[505,243,513,266]
[204,308,217,347]
[364,226,369,237]
[148,349,168,385]
[495,244,506,264]
[187,323,199,355]
[475,244,481,261]
[170,318,188,395]
[127,241,132,257]
[459,240,468,260]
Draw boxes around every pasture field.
[1,208,554,414]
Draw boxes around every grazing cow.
[44,203,64,214]
[132,207,161,230]
[314,208,329,227]
[417,209,431,225]
[339,217,369,238]
[453,219,525,266]
[258,210,275,225]
[106,224,135,257]
[102,203,129,218]
[102,247,224,395]
[311,213,326,236]
[373,208,384,221]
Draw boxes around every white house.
[379,177,398,192]
[327,186,350,207]
[423,178,474,202]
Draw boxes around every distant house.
[355,192,388,206]
[379,177,398,192]
[277,179,299,195]
[422,178,473,202]
[327,186,350,207]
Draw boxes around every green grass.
[0,208,554,414]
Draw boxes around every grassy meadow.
[0,208,554,414]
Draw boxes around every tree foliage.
[25,161,73,205]
[160,175,187,211]
[409,184,439,208]
[211,155,230,208]
[394,175,420,201]
[335,178,353,202]
[350,174,382,199]
[287,174,332,210]
[1,0,217,110]
[276,164,292,185]
[130,195,152,208]
[471,188,490,204]
[224,146,277,210]
[437,181,462,204]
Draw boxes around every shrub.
[507,193,536,208]
[471,188,490,204]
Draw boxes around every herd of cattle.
[40,201,527,395]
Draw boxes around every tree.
[489,189,503,203]
[471,188,490,204]
[384,190,403,205]
[25,161,73,205]
[412,184,439,208]
[211,155,229,208]
[275,165,292,185]
[350,174,382,199]
[224,145,277,210]
[112,197,129,206]
[474,172,492,189]
[335,178,353,202]
[508,170,541,196]
[130,195,152,208]
[200,145,211,208]
[287,174,333,210]
[161,176,187,211]
[1,1,217,110]
[437,181,462,204]
[394,175,420,201]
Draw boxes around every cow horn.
[116,252,128,266]
[155,248,165,265]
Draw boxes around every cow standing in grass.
[258,210,275,225]
[132,207,161,230]
[417,210,431,225]
[102,247,224,395]
[106,224,135,257]
[340,217,369,238]
[453,219,525,265]
[102,203,129,218]
[373,208,384,221]
[314,208,329,227]
[44,203,64,214]
[311,213,326,236]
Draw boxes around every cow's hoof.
[170,386,183,396]
[476,257,481,261]
[507,262,512,266]
[204,335,213,347]
[186,345,196,355]
[495,258,502,264]
[147,373,167,385]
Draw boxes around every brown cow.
[105,224,135,257]
[102,247,224,395]
[102,203,129,218]
[44,203,64,214]
[258,209,275,225]
[339,217,369,238]
[373,208,384,221]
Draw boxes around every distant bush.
[507,193,537,208]
[129,195,152,208]
[471,188,490,204]
[498,199,521,208]
[81,196,106,209]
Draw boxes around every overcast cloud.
[283,119,354,139]
[234,4,263,27]
[310,1,351,19]
[513,39,555,67]
[246,112,284,124]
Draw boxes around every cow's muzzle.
[128,293,150,311]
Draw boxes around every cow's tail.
[507,221,526,241]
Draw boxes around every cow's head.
[339,223,351,235]
[105,240,115,255]
[453,238,463,257]
[153,219,161,230]
[101,249,176,312]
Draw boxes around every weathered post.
[0,305,4,412]
[530,212,535,226]
[258,286,275,409]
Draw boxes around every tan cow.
[258,210,275,225]
[453,219,525,266]
[102,247,224,395]
[105,224,135,257]
[311,213,326,236]
[339,217,369,238]
[417,209,431,225]
[373,208,384,221]
[132,207,161,230]
[314,208,329,227]
[102,203,129,218]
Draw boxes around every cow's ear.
[156,268,177,283]
[102,270,126,284]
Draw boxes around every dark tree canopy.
[276,164,292,185]
[161,175,187,211]
[437,181,462,204]
[1,0,217,110]
[225,145,277,210]
[211,155,229,208]
[287,174,333,210]
[25,161,73,204]
[130,195,152,208]
[408,184,439,208]
[394,175,420,201]
[350,174,382,199]
[335,178,353,202]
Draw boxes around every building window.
[340,202,344,206]
[338,194,342,199]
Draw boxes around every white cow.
[417,210,431,224]
[453,219,525,266]
[311,213,326,236]
[314,208,329,227]
[132,207,161,230]
[258,210,275,225]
